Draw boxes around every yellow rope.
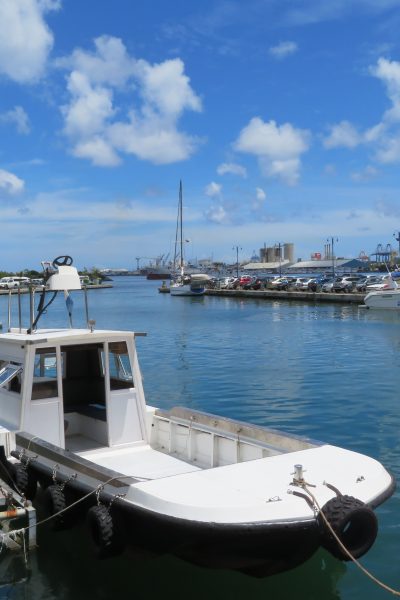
[303,484,400,597]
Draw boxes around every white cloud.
[269,41,298,60]
[252,187,266,210]
[217,162,247,177]
[136,58,202,117]
[205,181,222,197]
[323,58,400,164]
[0,0,58,83]
[59,37,202,166]
[0,106,30,134]
[323,120,362,148]
[204,205,228,224]
[73,137,120,167]
[62,71,115,139]
[57,35,136,88]
[234,117,310,185]
[256,187,266,201]
[370,57,400,123]
[0,169,25,195]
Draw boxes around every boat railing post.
[18,287,22,332]
[7,290,12,332]
[29,284,35,333]
[83,285,90,327]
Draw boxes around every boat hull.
[10,430,396,577]
[146,273,171,280]
[170,284,205,296]
[29,460,320,575]
[364,290,400,309]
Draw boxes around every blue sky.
[1,0,400,270]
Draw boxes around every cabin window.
[108,342,133,390]
[32,348,59,399]
[0,360,22,394]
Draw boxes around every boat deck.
[77,442,202,480]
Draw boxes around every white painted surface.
[127,444,392,523]
[26,399,61,446]
[108,389,144,446]
[364,289,400,309]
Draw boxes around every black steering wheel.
[52,255,73,267]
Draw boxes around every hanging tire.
[43,485,70,530]
[10,463,37,500]
[87,505,126,558]
[319,495,378,561]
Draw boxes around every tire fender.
[86,504,126,559]
[319,494,378,561]
[10,462,37,500]
[43,484,70,530]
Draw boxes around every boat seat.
[65,403,107,421]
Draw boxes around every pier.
[206,289,366,304]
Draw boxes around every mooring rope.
[302,483,400,597]
[12,474,133,535]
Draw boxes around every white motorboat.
[170,182,209,297]
[0,257,395,576]
[364,274,400,310]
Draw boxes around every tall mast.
[179,180,184,273]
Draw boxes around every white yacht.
[0,257,395,576]
[364,274,400,310]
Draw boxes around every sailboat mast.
[179,180,184,274]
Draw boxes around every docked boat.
[364,274,400,310]
[0,257,395,576]
[170,182,210,297]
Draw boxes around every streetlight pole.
[232,246,242,278]
[327,237,338,277]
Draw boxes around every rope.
[302,483,400,597]
[17,474,133,535]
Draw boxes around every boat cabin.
[0,329,148,452]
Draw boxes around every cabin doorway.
[62,343,108,451]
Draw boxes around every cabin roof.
[0,328,144,346]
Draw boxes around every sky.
[1,0,400,271]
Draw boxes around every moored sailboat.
[170,181,210,297]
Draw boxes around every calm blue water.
[1,277,400,599]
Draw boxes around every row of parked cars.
[0,276,44,289]
[212,273,398,293]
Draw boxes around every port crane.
[135,254,170,270]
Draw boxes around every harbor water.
[1,277,400,599]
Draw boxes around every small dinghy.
[0,257,395,576]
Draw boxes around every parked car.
[219,277,236,289]
[269,277,290,290]
[239,275,253,287]
[321,278,337,292]
[332,276,363,293]
[365,274,397,291]
[355,276,382,292]
[0,276,31,289]
[293,277,318,291]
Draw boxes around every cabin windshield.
[32,348,59,399]
[107,341,133,390]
